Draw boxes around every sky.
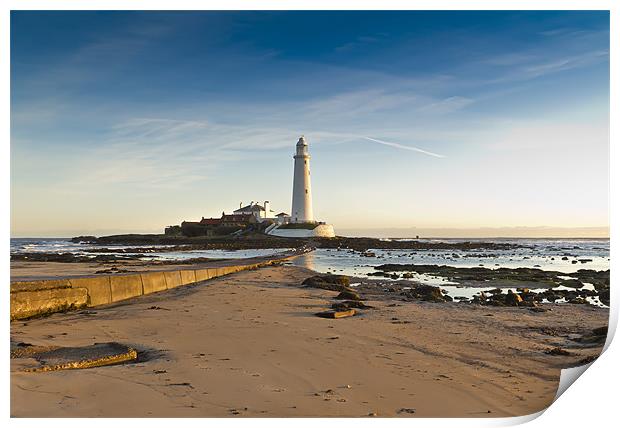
[10,11,610,237]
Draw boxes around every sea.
[11,237,610,306]
[9,238,290,261]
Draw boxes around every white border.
[3,1,616,427]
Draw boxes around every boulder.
[560,279,583,289]
[332,300,373,310]
[335,289,361,300]
[302,275,350,291]
[504,290,523,306]
[545,347,571,356]
[402,284,445,303]
[592,326,608,336]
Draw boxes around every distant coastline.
[336,226,610,239]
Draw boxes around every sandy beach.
[10,264,607,417]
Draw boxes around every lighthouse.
[291,136,314,223]
[266,135,335,237]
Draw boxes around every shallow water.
[10,238,292,261]
[290,239,609,307]
[291,239,609,275]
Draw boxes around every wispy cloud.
[522,49,608,78]
[335,34,381,52]
[417,96,474,114]
[304,88,418,118]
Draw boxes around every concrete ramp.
[13,342,138,372]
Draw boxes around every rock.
[561,256,569,260]
[482,291,504,304]
[541,290,559,301]
[335,289,362,300]
[332,300,373,310]
[598,289,610,306]
[471,295,483,304]
[401,284,445,303]
[402,273,414,279]
[560,279,583,289]
[578,355,598,365]
[519,290,536,303]
[302,275,350,291]
[504,290,523,306]
[366,272,386,277]
[592,326,608,336]
[545,347,571,356]
[315,309,356,319]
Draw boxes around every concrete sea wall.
[10,255,297,321]
[268,224,335,238]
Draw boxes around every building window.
[305,189,308,194]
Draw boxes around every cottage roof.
[275,212,289,217]
[199,217,221,225]
[234,203,264,213]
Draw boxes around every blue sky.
[11,11,609,236]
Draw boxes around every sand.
[10,264,608,417]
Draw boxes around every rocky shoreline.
[10,252,239,265]
[70,234,523,252]
[366,264,610,306]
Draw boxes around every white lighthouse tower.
[267,135,335,238]
[291,136,314,223]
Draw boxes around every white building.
[233,201,275,222]
[291,136,313,223]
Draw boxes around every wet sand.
[11,265,607,417]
